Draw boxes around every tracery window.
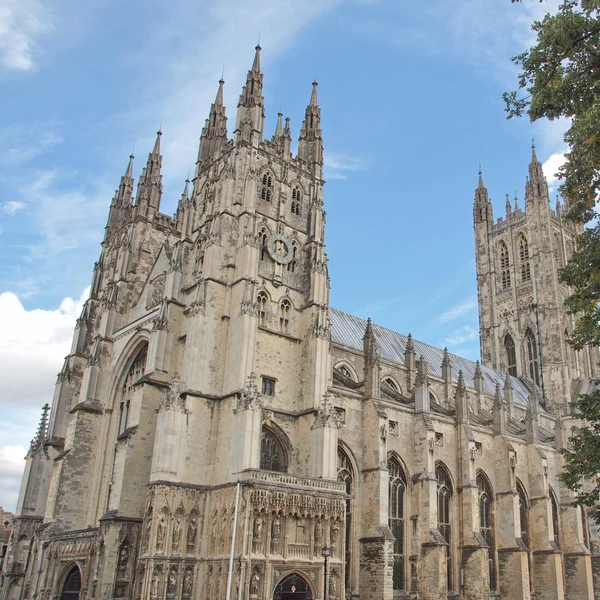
[499,241,511,289]
[525,328,540,386]
[259,228,269,262]
[279,299,291,334]
[436,464,453,593]
[338,446,354,590]
[261,173,273,202]
[389,457,407,591]
[383,378,401,393]
[338,365,354,381]
[477,473,496,591]
[291,187,302,215]
[504,334,517,377]
[517,480,529,549]
[519,235,531,282]
[260,427,286,472]
[119,345,147,435]
[550,488,560,547]
[286,242,297,273]
[257,292,268,327]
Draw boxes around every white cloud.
[543,152,567,193]
[2,200,24,215]
[444,325,479,346]
[0,287,89,408]
[0,0,53,71]
[0,126,63,166]
[0,445,26,512]
[437,297,477,324]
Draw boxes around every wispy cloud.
[437,296,477,324]
[0,0,54,71]
[444,324,479,346]
[0,125,63,166]
[2,200,25,215]
[325,152,367,180]
[355,294,404,319]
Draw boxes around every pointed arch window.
[257,292,268,327]
[261,173,273,202]
[436,465,453,593]
[550,488,560,547]
[279,299,291,333]
[260,427,286,473]
[286,242,297,273]
[337,446,354,591]
[525,329,540,386]
[119,345,147,435]
[477,473,496,591]
[259,228,269,262]
[291,187,302,216]
[504,334,517,377]
[383,378,401,393]
[517,480,529,549]
[389,457,407,591]
[337,365,355,381]
[499,241,511,289]
[519,236,531,282]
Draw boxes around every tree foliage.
[505,0,600,516]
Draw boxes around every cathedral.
[1,45,599,600]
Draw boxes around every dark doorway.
[61,566,81,600]
[274,573,312,600]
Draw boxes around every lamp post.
[322,545,330,600]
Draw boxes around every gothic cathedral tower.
[473,145,596,410]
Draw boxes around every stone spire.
[493,383,507,434]
[180,178,190,202]
[106,153,135,239]
[503,372,514,419]
[272,111,291,156]
[135,131,163,217]
[526,139,549,202]
[441,347,452,382]
[505,193,511,217]
[235,45,265,141]
[363,318,381,398]
[274,110,283,137]
[473,166,492,224]
[454,370,469,423]
[473,360,484,394]
[514,191,520,211]
[298,80,323,167]
[414,356,430,412]
[198,78,228,169]
[29,403,50,455]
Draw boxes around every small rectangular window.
[261,377,276,396]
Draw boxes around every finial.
[531,137,535,149]
[159,116,163,133]
[257,31,261,47]
[221,64,225,80]
[131,141,136,156]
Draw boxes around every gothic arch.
[337,442,358,593]
[388,452,409,592]
[382,376,402,394]
[259,169,276,202]
[498,240,511,289]
[435,461,455,594]
[273,570,315,600]
[476,470,497,591]
[549,487,561,547]
[260,421,290,473]
[503,333,518,377]
[334,361,358,383]
[58,562,83,600]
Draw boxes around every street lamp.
[322,545,330,600]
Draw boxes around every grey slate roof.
[330,308,531,408]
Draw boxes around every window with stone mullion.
[436,466,453,593]
[477,474,496,592]
[388,458,407,591]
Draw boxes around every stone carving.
[162,375,186,412]
[151,566,161,597]
[330,520,340,549]
[183,567,193,596]
[253,514,264,552]
[149,275,165,309]
[250,566,261,597]
[167,566,177,597]
[172,515,182,552]
[117,541,128,578]
[314,520,323,544]
[156,517,166,552]
[238,372,263,412]
[187,515,197,551]
[329,568,338,598]
[271,515,281,553]
[312,393,342,429]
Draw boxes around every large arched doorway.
[61,566,81,600]
[274,573,313,600]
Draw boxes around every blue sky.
[0,0,565,511]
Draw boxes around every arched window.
[436,465,453,593]
[517,480,529,549]
[291,187,302,216]
[477,473,496,591]
[257,292,268,327]
[119,345,147,435]
[499,241,511,289]
[337,364,355,381]
[504,334,517,377]
[525,329,540,386]
[279,299,291,333]
[260,427,286,473]
[259,228,269,262]
[338,446,354,590]
[550,488,560,547]
[383,377,401,394]
[286,242,297,273]
[389,457,407,591]
[519,236,531,282]
[61,566,82,600]
[261,173,273,202]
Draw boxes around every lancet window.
[525,328,540,386]
[257,292,268,327]
[259,228,269,261]
[519,235,531,282]
[517,480,529,549]
[504,334,517,377]
[261,173,273,202]
[337,446,354,590]
[279,299,291,333]
[389,456,407,591]
[260,427,286,473]
[291,187,302,215]
[550,488,560,547]
[436,464,453,593]
[477,473,496,591]
[384,378,400,393]
[499,241,511,289]
[286,242,297,273]
[118,345,147,435]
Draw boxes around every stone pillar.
[310,393,341,479]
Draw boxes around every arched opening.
[436,464,453,594]
[550,488,560,547]
[519,235,531,282]
[525,328,540,386]
[61,565,82,600]
[504,334,517,377]
[260,426,287,473]
[337,445,354,591]
[517,479,533,593]
[477,472,496,591]
[118,344,147,435]
[388,455,407,592]
[499,241,511,289]
[273,572,313,600]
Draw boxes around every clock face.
[266,233,294,265]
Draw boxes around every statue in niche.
[329,569,337,598]
[183,568,193,596]
[151,567,161,597]
[143,506,153,550]
[187,516,197,551]
[156,517,166,551]
[250,567,261,597]
[271,515,281,553]
[330,520,340,550]
[167,568,177,596]
[172,516,182,551]
[206,567,213,600]
[314,520,323,545]
[117,542,128,578]
[252,514,264,552]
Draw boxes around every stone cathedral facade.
[1,46,599,600]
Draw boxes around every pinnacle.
[531,138,539,164]
[310,80,318,107]
[252,44,261,73]
[125,153,134,179]
[274,111,283,137]
[477,165,485,189]
[215,78,224,106]
[152,130,162,155]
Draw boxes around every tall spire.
[526,139,549,202]
[29,403,50,455]
[106,153,135,239]
[134,131,163,217]
[235,45,265,142]
[473,166,491,224]
[198,78,228,170]
[298,80,323,168]
[274,111,283,137]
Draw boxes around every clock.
[266,233,294,265]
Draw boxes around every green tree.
[504,0,600,517]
